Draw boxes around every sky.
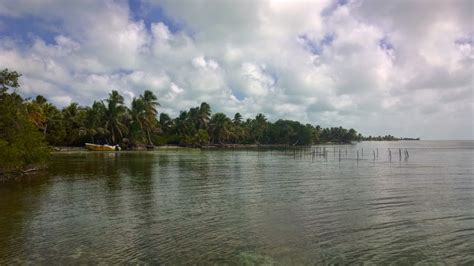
[0,0,472,139]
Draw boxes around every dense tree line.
[1,68,363,170]
[21,91,361,148]
[2,77,361,149]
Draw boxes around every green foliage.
[209,113,233,144]
[362,134,399,141]
[319,127,359,143]
[0,69,21,91]
[104,90,129,144]
[233,112,242,124]
[0,72,49,171]
[27,95,66,145]
[159,113,173,134]
[1,68,369,156]
[152,134,180,145]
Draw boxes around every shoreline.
[50,139,421,153]
[52,143,330,152]
[52,142,351,153]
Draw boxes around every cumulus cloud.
[0,0,472,139]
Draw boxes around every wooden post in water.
[339,149,341,161]
[399,148,401,161]
[357,150,359,161]
[362,148,364,158]
[389,148,392,162]
[373,150,375,160]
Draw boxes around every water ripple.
[0,141,473,264]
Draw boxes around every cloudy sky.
[0,0,472,139]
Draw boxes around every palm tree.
[174,111,188,136]
[62,102,88,145]
[233,113,242,124]
[140,90,160,145]
[198,102,211,129]
[188,107,200,132]
[130,97,146,143]
[209,113,232,144]
[253,113,268,144]
[159,113,173,134]
[255,113,267,124]
[104,90,128,144]
[84,101,107,143]
[142,90,159,116]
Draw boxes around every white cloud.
[0,0,472,139]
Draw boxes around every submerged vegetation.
[1,68,376,171]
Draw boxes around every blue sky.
[0,15,59,45]
[0,0,472,139]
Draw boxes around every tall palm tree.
[188,107,200,132]
[198,102,211,129]
[130,97,146,143]
[174,111,189,136]
[84,101,107,143]
[209,113,232,144]
[62,102,88,145]
[104,90,128,144]
[142,90,159,116]
[253,113,268,144]
[140,90,160,145]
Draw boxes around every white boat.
[85,143,121,151]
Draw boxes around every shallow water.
[1,141,473,264]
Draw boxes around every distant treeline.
[361,135,420,141]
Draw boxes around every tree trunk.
[146,128,153,146]
[43,123,48,137]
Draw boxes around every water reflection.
[0,141,473,264]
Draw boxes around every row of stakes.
[281,147,410,162]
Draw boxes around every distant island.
[361,136,420,141]
[0,68,409,175]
